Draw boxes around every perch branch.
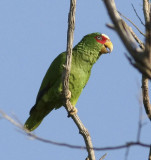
[62,0,95,160]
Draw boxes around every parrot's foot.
[68,107,78,117]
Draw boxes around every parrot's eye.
[96,36,102,40]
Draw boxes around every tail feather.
[24,115,44,131]
[24,103,54,131]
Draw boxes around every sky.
[0,0,150,160]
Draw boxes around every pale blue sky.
[0,0,150,160]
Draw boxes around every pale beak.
[100,41,113,54]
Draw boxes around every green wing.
[24,52,66,131]
[36,52,66,103]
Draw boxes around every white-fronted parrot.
[24,32,113,131]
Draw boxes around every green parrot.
[24,32,113,131]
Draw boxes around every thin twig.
[99,153,107,160]
[118,11,145,36]
[62,0,95,160]
[0,110,23,129]
[124,147,130,160]
[106,23,115,30]
[137,99,143,141]
[131,3,145,26]
[0,110,150,151]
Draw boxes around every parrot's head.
[73,32,113,64]
[82,32,113,55]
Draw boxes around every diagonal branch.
[129,27,145,50]
[62,0,95,160]
[118,11,145,36]
[0,109,150,151]
[131,3,145,26]
[103,0,151,79]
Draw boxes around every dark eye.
[96,36,102,40]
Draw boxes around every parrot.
[24,32,113,131]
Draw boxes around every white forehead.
[102,34,110,39]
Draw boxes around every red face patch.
[95,35,109,44]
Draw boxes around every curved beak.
[100,40,113,54]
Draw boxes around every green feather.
[24,32,108,131]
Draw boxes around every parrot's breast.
[69,58,91,106]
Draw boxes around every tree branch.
[104,2,151,158]
[131,3,145,26]
[103,0,142,55]
[128,27,145,50]
[99,153,107,160]
[103,0,151,79]
[143,0,151,63]
[149,146,151,160]
[0,110,150,153]
[141,0,151,121]
[142,75,151,120]
[118,11,145,36]
[143,0,150,23]
[62,0,95,160]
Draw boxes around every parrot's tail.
[24,114,43,132]
[24,103,54,132]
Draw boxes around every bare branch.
[143,0,151,64]
[62,0,76,101]
[149,146,151,160]
[62,1,95,160]
[104,5,151,160]
[103,0,142,54]
[99,153,107,160]
[103,0,151,78]
[106,23,115,30]
[131,3,145,26]
[142,75,151,120]
[128,27,145,50]
[137,98,143,141]
[0,110,23,129]
[118,11,145,36]
[143,0,150,23]
[72,114,96,160]
[142,0,151,123]
[124,147,130,160]
[0,110,150,152]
